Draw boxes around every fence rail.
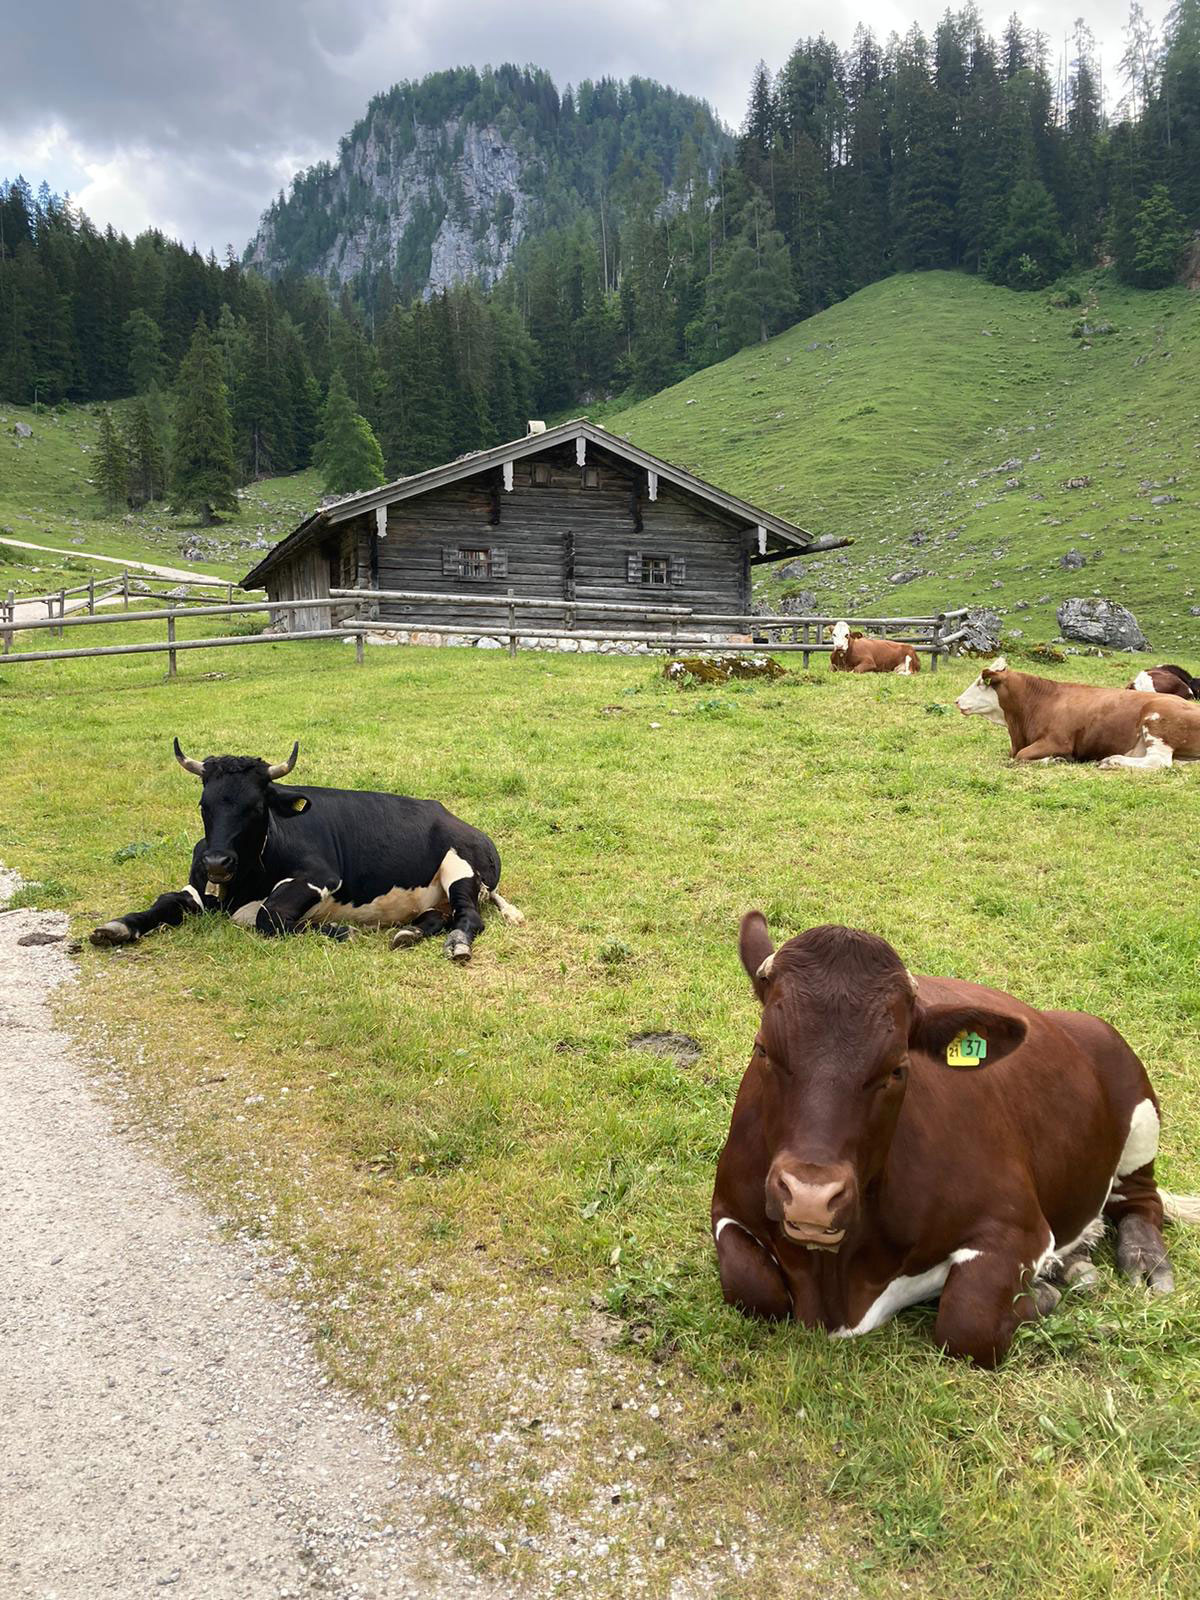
[2,566,246,645]
[1,584,969,675]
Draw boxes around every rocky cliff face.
[248,118,532,296]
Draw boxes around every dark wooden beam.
[750,536,853,567]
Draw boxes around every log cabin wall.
[350,443,752,635]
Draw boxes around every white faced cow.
[90,741,523,959]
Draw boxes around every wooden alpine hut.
[241,419,847,645]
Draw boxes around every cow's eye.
[890,1063,907,1082]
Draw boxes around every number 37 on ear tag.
[946,1030,988,1068]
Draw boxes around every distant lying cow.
[1128,664,1198,700]
[829,621,919,675]
[712,915,1197,1366]
[956,657,1200,769]
[90,741,523,960]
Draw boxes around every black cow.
[89,741,523,960]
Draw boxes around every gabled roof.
[242,419,835,589]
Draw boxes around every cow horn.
[173,737,206,777]
[266,741,299,780]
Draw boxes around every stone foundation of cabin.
[344,629,752,654]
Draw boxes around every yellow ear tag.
[292,797,307,812]
[946,1030,987,1068]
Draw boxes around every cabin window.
[444,546,508,581]
[626,552,686,586]
[531,463,552,487]
[583,467,600,488]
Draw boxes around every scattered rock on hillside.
[889,569,924,586]
[1063,476,1091,490]
[1059,549,1086,570]
[776,591,818,615]
[1150,494,1177,506]
[13,422,32,438]
[954,609,1002,655]
[1056,598,1148,652]
[775,560,811,581]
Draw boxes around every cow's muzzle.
[766,1160,857,1252]
[201,851,237,884]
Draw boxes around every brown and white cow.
[712,916,1196,1366]
[830,621,920,675]
[956,657,1200,768]
[1128,664,1198,700]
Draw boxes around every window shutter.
[626,552,640,583]
[442,546,459,577]
[669,555,687,585]
[489,547,508,579]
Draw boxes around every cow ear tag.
[291,796,309,812]
[946,1030,987,1068]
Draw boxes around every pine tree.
[1129,183,1188,283]
[95,408,129,509]
[124,399,166,506]
[985,178,1070,286]
[315,370,386,494]
[124,308,165,394]
[170,315,238,523]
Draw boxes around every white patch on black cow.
[305,849,474,928]
[231,900,265,929]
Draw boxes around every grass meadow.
[1,638,1197,1598]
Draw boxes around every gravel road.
[0,896,495,1600]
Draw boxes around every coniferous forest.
[1,3,1197,499]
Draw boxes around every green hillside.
[607,271,1198,652]
[0,403,319,592]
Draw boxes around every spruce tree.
[1130,184,1188,284]
[95,408,129,510]
[124,309,165,394]
[985,178,1070,287]
[315,371,386,494]
[170,315,238,523]
[124,399,166,506]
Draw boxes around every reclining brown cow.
[830,621,920,675]
[1128,664,1198,700]
[712,915,1196,1366]
[956,657,1200,768]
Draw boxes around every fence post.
[227,582,233,605]
[166,607,178,679]
[122,570,129,610]
[2,589,12,654]
[355,629,365,666]
[507,587,517,657]
[87,576,95,615]
[931,613,943,675]
[802,622,810,669]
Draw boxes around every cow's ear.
[909,1003,1026,1069]
[739,911,775,1003]
[267,784,310,815]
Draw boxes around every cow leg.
[714,1219,791,1320]
[90,882,211,946]
[390,908,450,950]
[932,1237,1052,1367]
[1098,727,1174,771]
[443,873,485,961]
[1106,1156,1174,1293]
[1013,738,1069,762]
[233,875,325,938]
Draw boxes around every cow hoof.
[391,927,422,950]
[90,921,133,947]
[1030,1278,1061,1317]
[1064,1259,1100,1292]
[445,934,471,961]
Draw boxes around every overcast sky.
[0,0,1172,256]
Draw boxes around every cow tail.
[1160,1191,1200,1225]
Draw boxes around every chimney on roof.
[527,420,546,435]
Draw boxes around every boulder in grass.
[1056,598,1148,652]
[953,608,1002,655]
[664,654,787,686]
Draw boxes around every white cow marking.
[305,850,473,928]
[756,952,776,981]
[714,1215,775,1260]
[831,621,850,652]
[956,675,1007,724]
[1117,1098,1160,1176]
[230,900,264,929]
[487,888,526,926]
[183,885,203,909]
[1133,671,1155,693]
[1098,729,1174,770]
[831,1248,982,1338]
[894,657,914,675]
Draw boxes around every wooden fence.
[0,586,970,675]
[1,569,241,642]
